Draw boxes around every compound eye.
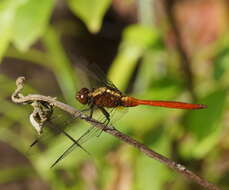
[76,88,90,105]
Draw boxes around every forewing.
[50,107,118,167]
[75,57,119,90]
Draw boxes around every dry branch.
[11,76,220,190]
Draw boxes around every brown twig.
[163,0,197,100]
[11,77,220,190]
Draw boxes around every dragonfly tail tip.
[200,104,208,109]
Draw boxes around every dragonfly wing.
[50,107,121,167]
[28,108,84,155]
[47,121,90,154]
[75,57,119,90]
[51,125,100,168]
[50,106,119,167]
[51,143,77,168]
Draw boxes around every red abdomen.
[121,96,207,109]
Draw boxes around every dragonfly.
[50,62,207,168]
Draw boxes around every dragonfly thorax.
[76,88,90,104]
[76,86,124,108]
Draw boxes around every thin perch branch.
[11,77,220,190]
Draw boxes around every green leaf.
[214,47,229,80]
[184,89,226,140]
[191,125,221,158]
[67,0,111,33]
[0,0,26,61]
[180,89,226,159]
[108,25,160,90]
[12,0,55,51]
[42,27,79,105]
[135,131,171,190]
[179,125,221,159]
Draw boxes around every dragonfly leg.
[30,139,39,147]
[89,105,94,118]
[98,107,110,124]
[95,107,111,137]
[80,105,95,119]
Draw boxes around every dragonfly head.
[76,88,90,104]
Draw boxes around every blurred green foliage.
[0,0,229,190]
[68,0,111,33]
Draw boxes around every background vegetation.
[0,0,229,189]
